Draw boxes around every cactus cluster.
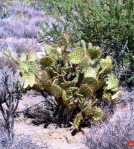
[4,41,121,130]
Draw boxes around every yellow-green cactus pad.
[84,67,97,78]
[79,57,90,70]
[88,46,102,60]
[49,48,61,58]
[45,45,53,54]
[79,84,93,97]
[40,56,54,67]
[45,67,57,79]
[73,112,83,130]
[45,45,61,58]
[38,70,48,86]
[102,90,112,100]
[83,77,98,91]
[96,79,105,90]
[62,90,70,105]
[69,47,85,64]
[28,51,37,62]
[61,81,76,89]
[19,62,29,73]
[51,84,62,98]
[56,47,62,55]
[106,75,119,92]
[111,90,123,100]
[91,106,103,121]
[21,72,36,88]
[19,53,27,62]
[28,62,38,74]
[44,80,52,92]
[100,56,113,74]
[81,100,92,116]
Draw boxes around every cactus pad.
[83,77,98,91]
[106,75,119,92]
[21,72,36,88]
[81,100,92,116]
[73,112,83,130]
[45,67,57,79]
[69,47,85,64]
[100,56,113,74]
[51,84,62,98]
[40,56,54,67]
[111,90,122,100]
[62,90,70,105]
[102,90,112,100]
[38,70,48,87]
[19,54,26,62]
[91,106,103,121]
[28,51,37,62]
[84,67,97,78]
[28,62,38,74]
[79,84,93,97]
[88,46,102,60]
[79,57,90,70]
[44,80,52,92]
[19,62,29,73]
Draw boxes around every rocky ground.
[0,1,134,149]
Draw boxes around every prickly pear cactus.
[38,41,121,130]
[4,40,121,131]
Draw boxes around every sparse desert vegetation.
[0,0,134,149]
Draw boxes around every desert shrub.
[84,94,134,149]
[4,40,122,132]
[0,65,22,142]
[39,0,134,87]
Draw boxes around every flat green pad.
[28,51,37,62]
[79,84,93,97]
[40,56,54,67]
[21,72,36,88]
[51,84,62,98]
[91,106,103,121]
[106,74,119,92]
[83,77,98,91]
[100,56,113,74]
[69,47,85,64]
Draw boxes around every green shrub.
[4,40,122,131]
[39,0,134,86]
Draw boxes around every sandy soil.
[0,92,88,149]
